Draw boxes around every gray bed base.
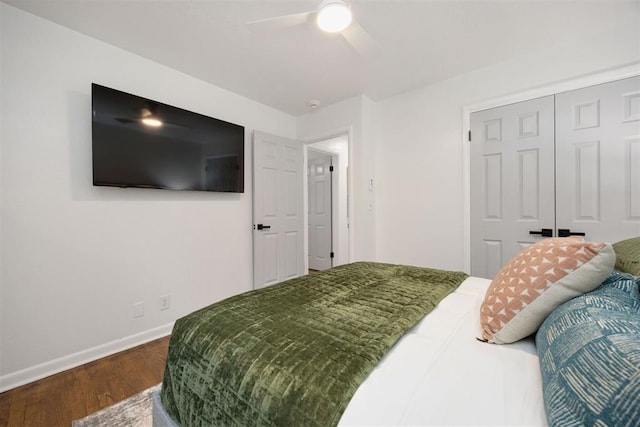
[152,390,179,427]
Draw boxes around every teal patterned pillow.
[536,270,640,426]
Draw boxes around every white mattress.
[154,277,547,426]
[338,276,547,426]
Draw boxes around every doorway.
[306,135,350,271]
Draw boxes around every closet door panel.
[555,76,640,243]
[470,96,555,279]
[574,141,600,221]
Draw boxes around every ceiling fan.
[246,0,376,59]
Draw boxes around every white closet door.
[555,76,640,243]
[470,96,556,279]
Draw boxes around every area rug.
[72,384,160,426]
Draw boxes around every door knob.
[558,229,585,238]
[529,228,553,237]
[256,224,271,231]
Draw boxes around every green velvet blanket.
[161,261,468,426]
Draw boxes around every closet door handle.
[529,228,553,237]
[256,224,271,231]
[558,229,585,238]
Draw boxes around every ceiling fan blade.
[246,11,313,33]
[340,20,376,59]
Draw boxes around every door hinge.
[330,252,334,258]
[468,130,472,142]
[329,165,334,172]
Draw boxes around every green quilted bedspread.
[160,261,468,426]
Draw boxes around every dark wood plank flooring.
[0,336,170,426]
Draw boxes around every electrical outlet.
[160,295,170,311]
[133,301,144,318]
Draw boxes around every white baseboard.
[0,322,174,393]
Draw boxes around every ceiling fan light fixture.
[317,0,352,33]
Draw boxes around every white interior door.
[308,150,333,271]
[470,96,556,279]
[555,76,640,242]
[253,131,304,288]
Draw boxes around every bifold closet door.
[470,96,556,279]
[470,76,640,279]
[555,76,640,243]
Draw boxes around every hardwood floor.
[0,336,170,426]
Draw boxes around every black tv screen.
[92,83,244,193]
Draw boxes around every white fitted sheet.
[338,276,547,426]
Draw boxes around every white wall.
[374,16,640,272]
[298,95,378,262]
[0,4,297,391]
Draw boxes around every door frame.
[302,131,352,271]
[462,64,640,273]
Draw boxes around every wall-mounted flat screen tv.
[92,83,244,193]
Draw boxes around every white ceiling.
[4,0,638,115]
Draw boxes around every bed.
[152,261,547,426]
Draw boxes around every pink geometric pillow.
[480,237,615,344]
